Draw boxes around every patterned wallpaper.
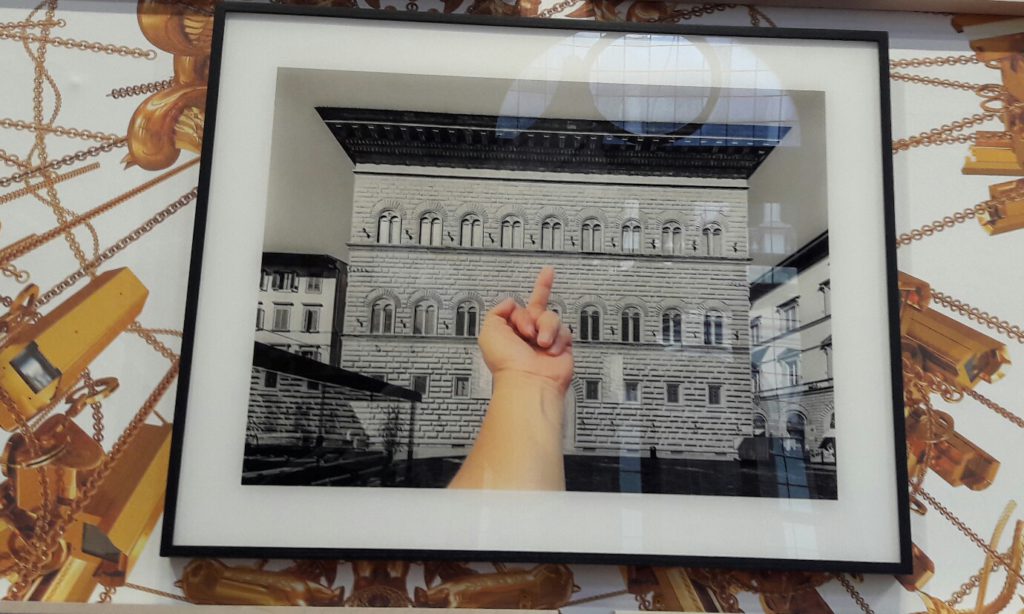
[0,1,1021,611]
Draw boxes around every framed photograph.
[163,2,910,572]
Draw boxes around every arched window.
[753,414,767,437]
[460,214,483,247]
[702,223,723,256]
[500,216,524,249]
[377,211,401,244]
[621,220,642,253]
[621,307,641,343]
[455,302,479,337]
[541,217,563,250]
[419,213,442,246]
[703,310,725,345]
[661,223,682,255]
[662,309,683,344]
[579,306,601,341]
[370,299,395,334]
[581,219,603,253]
[413,302,438,335]
[786,412,806,443]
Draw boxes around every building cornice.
[353,169,749,191]
[347,241,752,266]
[261,252,346,272]
[319,107,788,180]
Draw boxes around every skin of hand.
[448,266,573,491]
[477,266,574,394]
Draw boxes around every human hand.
[478,266,573,394]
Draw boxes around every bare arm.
[449,267,573,491]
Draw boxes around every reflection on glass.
[10,342,60,393]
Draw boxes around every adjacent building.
[255,252,347,366]
[749,234,835,463]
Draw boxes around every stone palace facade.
[321,109,786,459]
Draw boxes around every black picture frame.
[161,0,910,573]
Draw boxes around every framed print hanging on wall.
[162,1,910,573]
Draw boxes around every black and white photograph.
[165,6,905,567]
[239,66,837,499]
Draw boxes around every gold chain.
[0,18,65,30]
[588,2,738,23]
[0,117,121,143]
[79,370,106,444]
[907,348,1023,428]
[123,582,193,603]
[908,557,1012,614]
[908,132,983,148]
[107,77,174,99]
[0,0,1006,606]
[5,362,180,598]
[531,0,745,20]
[931,289,1024,344]
[961,386,1024,429]
[0,162,99,206]
[2,400,56,600]
[0,148,25,168]
[903,360,940,500]
[127,322,179,363]
[892,112,996,153]
[0,29,157,59]
[657,3,736,23]
[917,488,1024,586]
[23,0,94,285]
[25,394,61,432]
[945,571,983,607]
[97,585,116,603]
[1,263,30,283]
[890,71,986,92]
[907,579,978,614]
[537,0,584,19]
[834,574,875,614]
[3,12,65,586]
[746,5,775,27]
[134,327,183,337]
[0,139,124,188]
[36,187,198,307]
[890,54,980,69]
[895,188,1022,246]
[0,158,199,266]
[903,355,964,404]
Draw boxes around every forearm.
[449,372,566,491]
